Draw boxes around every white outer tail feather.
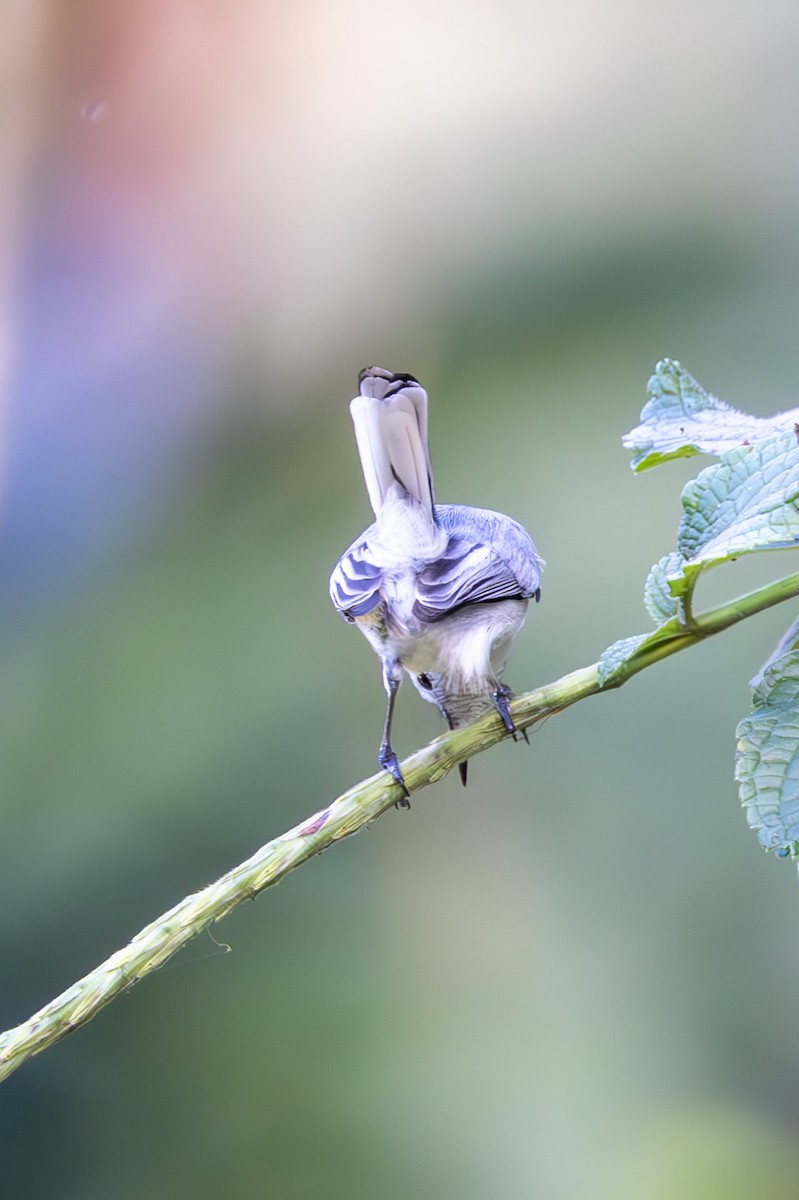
[350,375,434,519]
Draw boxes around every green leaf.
[749,616,799,691]
[622,359,799,473]
[678,430,799,573]
[643,551,685,624]
[735,650,799,856]
[597,634,649,686]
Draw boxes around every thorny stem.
[2,568,799,1083]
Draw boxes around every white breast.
[391,598,529,688]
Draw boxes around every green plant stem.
[2,567,799,1084]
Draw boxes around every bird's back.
[330,502,541,626]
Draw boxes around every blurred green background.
[3,2,799,1197]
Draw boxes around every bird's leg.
[492,683,528,743]
[379,660,410,807]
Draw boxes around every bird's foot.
[379,743,411,808]
[492,685,527,742]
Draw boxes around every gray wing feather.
[330,531,383,619]
[413,503,541,622]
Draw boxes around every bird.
[330,366,543,802]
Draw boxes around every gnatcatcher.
[330,367,543,801]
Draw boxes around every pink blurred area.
[0,3,293,588]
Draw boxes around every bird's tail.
[350,367,435,519]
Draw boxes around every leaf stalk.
[2,567,799,1083]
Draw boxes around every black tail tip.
[458,761,468,787]
[358,367,420,396]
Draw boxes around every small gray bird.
[330,367,543,800]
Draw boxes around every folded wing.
[413,504,542,623]
[329,533,383,619]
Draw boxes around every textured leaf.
[622,359,799,473]
[749,616,799,691]
[643,551,685,624]
[735,651,799,856]
[598,634,649,686]
[677,430,799,572]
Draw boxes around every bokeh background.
[3,2,799,1197]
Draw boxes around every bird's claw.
[492,685,517,735]
[492,686,529,743]
[379,744,411,808]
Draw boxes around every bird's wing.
[413,504,542,622]
[329,533,383,619]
